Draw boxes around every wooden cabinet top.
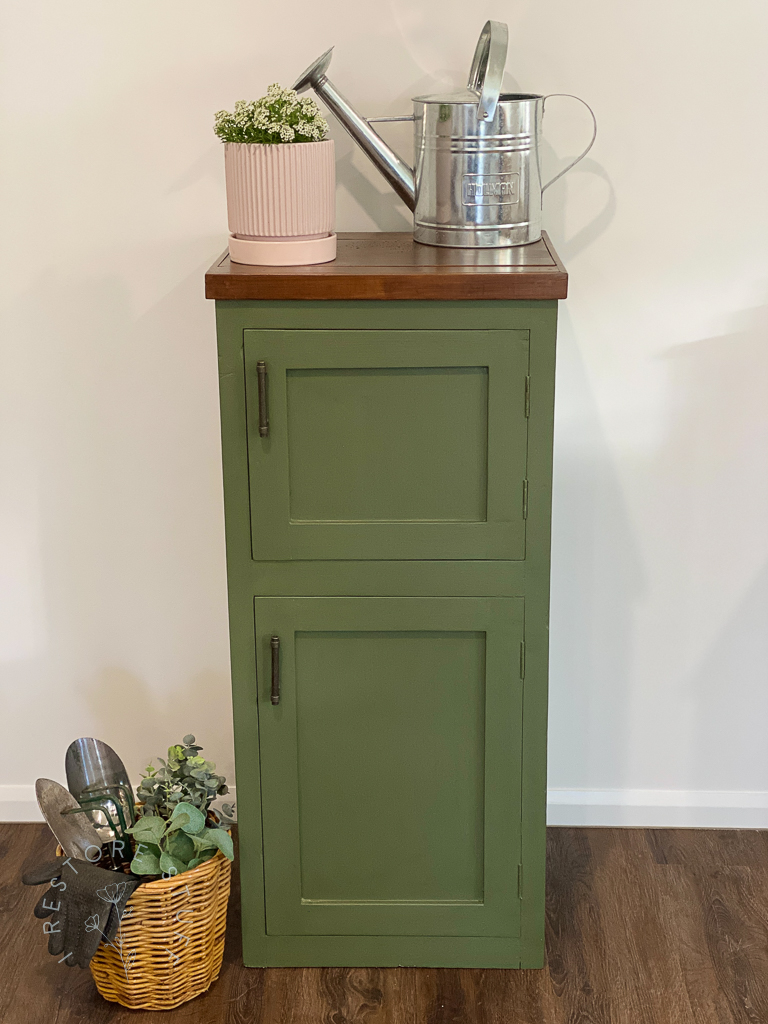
[205,232,567,302]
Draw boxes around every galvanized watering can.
[293,21,596,248]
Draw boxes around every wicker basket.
[88,851,231,1010]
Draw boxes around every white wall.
[2,0,767,826]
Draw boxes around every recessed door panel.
[245,330,529,560]
[286,365,489,523]
[255,596,524,937]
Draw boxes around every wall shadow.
[0,242,235,788]
[548,307,646,792]
[652,302,768,794]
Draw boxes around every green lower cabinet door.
[244,330,530,561]
[254,596,524,938]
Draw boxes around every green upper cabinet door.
[244,329,530,560]
[255,596,525,938]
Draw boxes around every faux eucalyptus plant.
[127,735,235,876]
[135,734,234,823]
[127,801,234,876]
[214,84,328,144]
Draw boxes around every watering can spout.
[293,48,416,212]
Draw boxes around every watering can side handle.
[541,94,598,193]
[365,115,415,123]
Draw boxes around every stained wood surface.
[2,823,767,1022]
[204,232,568,301]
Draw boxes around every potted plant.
[88,736,235,1011]
[214,84,336,266]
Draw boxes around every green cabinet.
[209,235,563,969]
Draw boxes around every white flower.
[214,84,328,144]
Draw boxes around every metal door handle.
[270,636,280,704]
[256,360,269,437]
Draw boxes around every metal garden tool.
[34,778,105,861]
[62,793,127,842]
[65,737,135,836]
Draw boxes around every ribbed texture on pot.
[225,140,335,238]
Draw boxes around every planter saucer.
[228,233,337,267]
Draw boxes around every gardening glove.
[22,856,141,968]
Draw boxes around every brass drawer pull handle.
[270,635,280,705]
[256,360,269,437]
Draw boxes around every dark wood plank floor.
[1,823,767,1022]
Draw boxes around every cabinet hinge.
[517,863,523,899]
[520,640,526,679]
[522,480,529,519]
[524,375,531,418]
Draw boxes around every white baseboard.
[2,784,766,830]
[547,789,768,829]
[0,785,43,822]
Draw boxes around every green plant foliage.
[171,801,205,835]
[127,801,234,877]
[135,734,233,824]
[130,815,166,844]
[167,829,194,861]
[159,851,187,877]
[131,845,161,875]
[196,827,234,860]
[129,735,235,877]
[214,84,328,145]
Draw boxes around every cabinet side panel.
[520,302,558,966]
[215,301,268,965]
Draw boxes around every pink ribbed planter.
[225,140,335,242]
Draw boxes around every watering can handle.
[541,94,598,192]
